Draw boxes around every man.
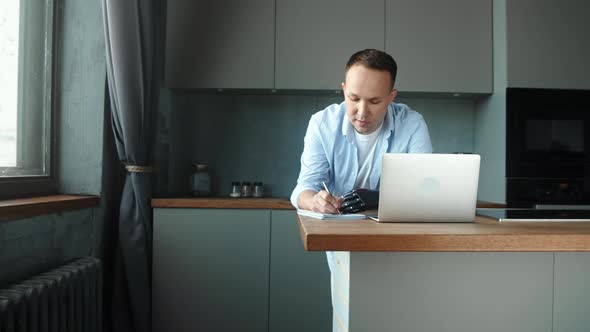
[290,49,432,213]
[291,49,433,331]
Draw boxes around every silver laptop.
[373,153,480,222]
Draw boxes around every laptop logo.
[419,177,440,197]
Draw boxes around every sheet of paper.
[297,209,367,220]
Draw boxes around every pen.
[322,181,341,214]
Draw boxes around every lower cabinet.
[347,252,554,332]
[553,253,590,332]
[153,208,332,332]
[153,208,271,332]
[269,210,332,332]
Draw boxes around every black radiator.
[0,257,102,332]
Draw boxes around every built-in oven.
[506,87,590,207]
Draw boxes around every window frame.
[0,0,61,199]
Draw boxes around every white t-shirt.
[353,122,384,189]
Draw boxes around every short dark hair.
[345,49,397,89]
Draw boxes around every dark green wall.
[155,91,476,198]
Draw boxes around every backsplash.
[155,90,475,198]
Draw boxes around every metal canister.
[253,182,264,197]
[230,181,241,197]
[241,181,252,197]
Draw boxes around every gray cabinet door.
[386,0,492,93]
[153,208,271,332]
[165,0,275,89]
[553,253,590,332]
[269,210,332,332]
[507,0,590,89]
[275,0,385,90]
[349,252,554,332]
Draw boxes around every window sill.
[0,195,100,222]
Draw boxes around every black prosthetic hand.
[338,189,379,214]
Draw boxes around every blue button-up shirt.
[290,101,433,208]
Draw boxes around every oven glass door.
[507,88,590,179]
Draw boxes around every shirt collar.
[341,103,395,142]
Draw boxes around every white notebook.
[297,209,367,220]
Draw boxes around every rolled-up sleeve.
[290,114,331,208]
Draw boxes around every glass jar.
[191,164,211,197]
[253,182,264,197]
[230,181,241,197]
[241,181,252,197]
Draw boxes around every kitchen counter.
[151,198,504,210]
[151,197,294,209]
[297,211,590,331]
[298,214,590,252]
[151,198,590,331]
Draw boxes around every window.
[0,0,58,198]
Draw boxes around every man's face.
[342,64,397,135]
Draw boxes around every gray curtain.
[102,1,159,332]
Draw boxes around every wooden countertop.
[298,215,590,252]
[151,197,295,209]
[1,195,100,222]
[152,198,504,210]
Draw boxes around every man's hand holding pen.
[309,181,343,214]
[312,190,343,214]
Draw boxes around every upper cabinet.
[164,0,492,93]
[164,0,275,89]
[385,0,492,93]
[275,0,385,90]
[507,0,590,90]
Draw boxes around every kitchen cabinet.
[164,0,275,89]
[269,210,331,332]
[346,252,553,331]
[152,208,271,332]
[152,206,332,332]
[385,0,492,93]
[507,0,590,89]
[166,0,492,93]
[553,253,590,332]
[274,0,385,90]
